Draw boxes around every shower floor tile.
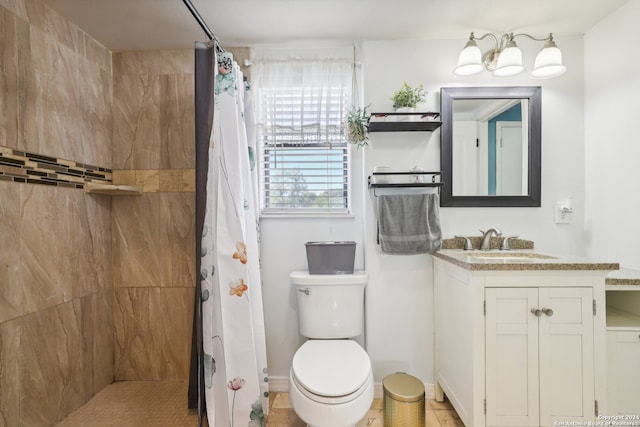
[55,381,203,427]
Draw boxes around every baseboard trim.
[269,376,289,393]
[269,376,435,400]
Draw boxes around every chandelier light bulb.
[454,38,483,76]
[493,40,524,77]
[531,43,567,78]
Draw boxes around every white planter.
[395,106,414,120]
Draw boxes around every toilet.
[288,271,374,427]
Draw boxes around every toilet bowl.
[288,340,374,427]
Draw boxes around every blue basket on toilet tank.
[305,241,356,274]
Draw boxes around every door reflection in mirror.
[452,99,528,196]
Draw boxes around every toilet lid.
[292,340,371,397]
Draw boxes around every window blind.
[257,85,351,213]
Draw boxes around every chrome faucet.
[455,235,474,251]
[479,228,502,250]
[500,235,519,250]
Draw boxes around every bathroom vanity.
[432,249,619,427]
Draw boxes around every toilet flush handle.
[298,288,311,295]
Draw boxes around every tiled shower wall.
[1,1,249,423]
[0,0,114,426]
[108,47,252,381]
[110,50,196,381]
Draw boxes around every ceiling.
[39,0,629,52]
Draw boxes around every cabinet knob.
[531,308,542,317]
[542,308,554,317]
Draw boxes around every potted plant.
[391,82,427,112]
[346,105,370,148]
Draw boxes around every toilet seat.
[291,340,371,404]
[291,367,373,405]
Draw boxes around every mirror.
[440,86,541,207]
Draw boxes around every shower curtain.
[191,42,268,427]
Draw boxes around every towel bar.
[368,171,444,197]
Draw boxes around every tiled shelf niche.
[84,182,143,195]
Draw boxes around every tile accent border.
[0,145,112,188]
[0,146,195,193]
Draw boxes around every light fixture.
[453,32,566,79]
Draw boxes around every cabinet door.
[607,330,640,415]
[486,288,539,427]
[538,287,594,427]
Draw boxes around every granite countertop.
[441,236,534,251]
[433,249,620,272]
[606,268,640,287]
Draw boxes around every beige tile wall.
[110,49,196,381]
[0,1,114,425]
[0,183,114,426]
[112,50,194,170]
[0,0,112,165]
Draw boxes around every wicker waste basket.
[383,372,425,427]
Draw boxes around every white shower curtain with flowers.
[201,51,268,427]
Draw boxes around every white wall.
[260,34,588,389]
[584,0,640,269]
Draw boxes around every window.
[253,59,352,214]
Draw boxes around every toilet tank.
[290,271,368,339]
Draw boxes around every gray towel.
[377,194,442,254]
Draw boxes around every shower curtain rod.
[182,0,226,52]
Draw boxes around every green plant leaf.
[391,82,427,109]
[346,105,370,149]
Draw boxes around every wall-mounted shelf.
[368,171,443,196]
[368,112,441,132]
[84,182,143,196]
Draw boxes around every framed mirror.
[440,86,541,207]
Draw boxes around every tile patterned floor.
[266,392,464,427]
[56,381,464,427]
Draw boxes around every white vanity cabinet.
[433,254,613,427]
[485,287,594,427]
[605,288,640,415]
